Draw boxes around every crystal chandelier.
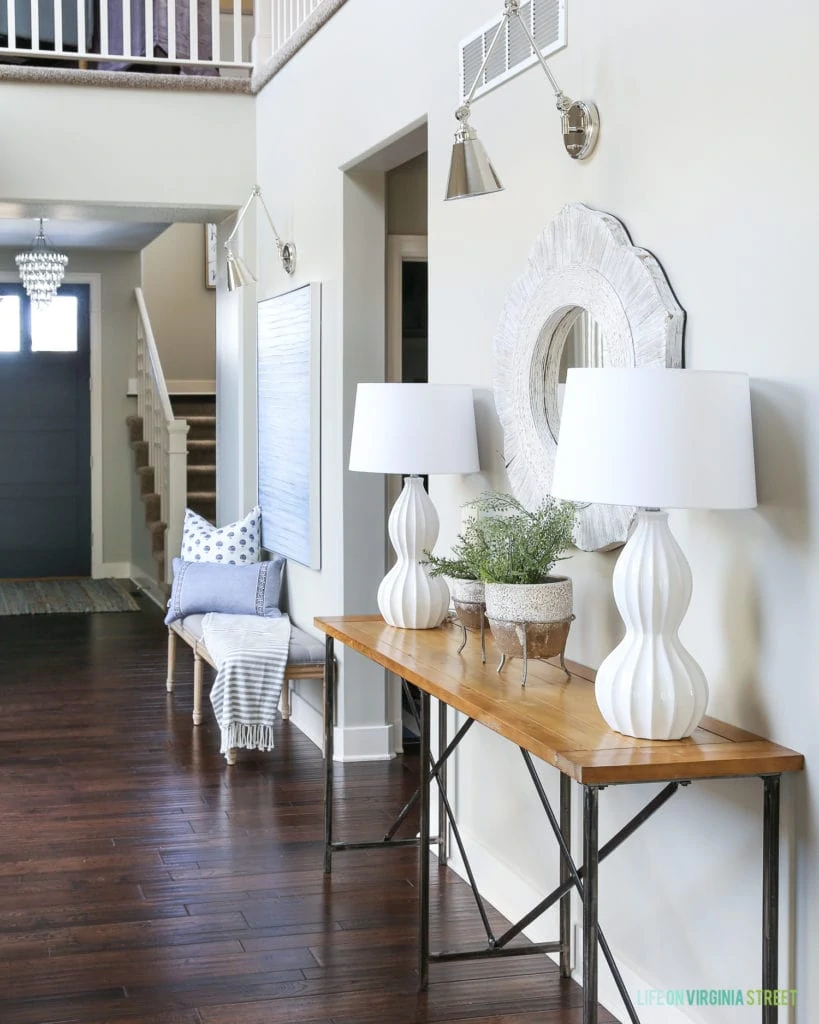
[15,218,69,308]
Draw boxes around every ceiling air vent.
[459,0,566,103]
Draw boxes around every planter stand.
[491,615,575,686]
[454,598,487,663]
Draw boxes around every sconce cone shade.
[445,129,503,201]
[226,249,256,292]
[552,368,757,741]
[349,383,480,628]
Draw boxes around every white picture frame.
[205,223,218,289]
[257,282,321,569]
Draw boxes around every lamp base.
[378,476,449,630]
[596,510,708,740]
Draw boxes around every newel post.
[165,419,190,585]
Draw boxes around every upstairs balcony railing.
[0,0,342,78]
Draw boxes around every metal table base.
[321,636,784,1024]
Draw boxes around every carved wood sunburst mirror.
[493,203,685,551]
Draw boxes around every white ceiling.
[0,200,239,252]
[0,218,171,251]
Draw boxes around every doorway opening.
[0,284,91,578]
[385,152,429,750]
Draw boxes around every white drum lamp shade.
[349,384,480,629]
[552,368,756,740]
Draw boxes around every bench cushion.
[180,615,325,666]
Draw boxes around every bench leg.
[193,653,204,726]
[281,679,291,720]
[226,748,237,765]
[166,629,176,693]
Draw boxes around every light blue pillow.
[165,556,285,625]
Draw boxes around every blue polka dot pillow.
[180,505,261,564]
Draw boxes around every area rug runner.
[0,579,140,616]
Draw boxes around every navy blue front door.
[0,284,91,578]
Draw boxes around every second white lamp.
[552,368,757,740]
[349,383,480,629]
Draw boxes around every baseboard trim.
[129,571,167,611]
[332,722,395,762]
[97,562,134,579]
[288,686,324,752]
[288,686,396,761]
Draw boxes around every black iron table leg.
[560,772,572,978]
[438,700,449,866]
[583,785,600,1024]
[322,636,335,875]
[419,690,431,989]
[762,775,781,1024]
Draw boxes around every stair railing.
[135,287,189,584]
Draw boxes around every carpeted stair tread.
[137,466,155,495]
[126,416,143,445]
[130,440,149,469]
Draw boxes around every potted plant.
[470,493,577,665]
[425,515,488,637]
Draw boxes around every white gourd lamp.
[349,383,480,629]
[551,368,757,740]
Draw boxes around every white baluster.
[145,0,153,63]
[99,0,109,54]
[233,0,241,64]
[210,0,220,63]
[30,0,39,50]
[53,0,63,53]
[167,0,176,59]
[189,0,197,62]
[7,0,15,49]
[76,0,86,55]
[122,0,131,55]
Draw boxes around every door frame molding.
[0,272,103,577]
[385,234,428,753]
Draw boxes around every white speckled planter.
[485,577,573,661]
[485,578,572,622]
[448,578,486,633]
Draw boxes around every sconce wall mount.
[225,185,296,291]
[446,0,599,200]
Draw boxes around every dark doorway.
[0,283,91,578]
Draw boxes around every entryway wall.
[141,225,217,391]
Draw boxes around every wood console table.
[315,614,804,1024]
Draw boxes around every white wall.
[0,83,254,211]
[252,1,818,1019]
[142,224,216,385]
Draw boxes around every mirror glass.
[544,307,604,442]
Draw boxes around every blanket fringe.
[221,722,277,754]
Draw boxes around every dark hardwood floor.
[0,597,617,1024]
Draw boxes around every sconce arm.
[507,0,572,112]
[224,185,297,277]
[457,0,572,129]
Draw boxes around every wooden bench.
[166,615,327,763]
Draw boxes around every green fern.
[425,492,576,585]
[468,492,577,585]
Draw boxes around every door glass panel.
[31,296,78,352]
[0,295,21,353]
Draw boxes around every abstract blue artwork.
[257,283,321,569]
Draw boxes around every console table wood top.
[314,614,804,785]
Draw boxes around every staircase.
[172,396,217,524]
[127,396,216,588]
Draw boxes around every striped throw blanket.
[203,612,291,756]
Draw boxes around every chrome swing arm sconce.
[446,0,599,200]
[224,185,296,291]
